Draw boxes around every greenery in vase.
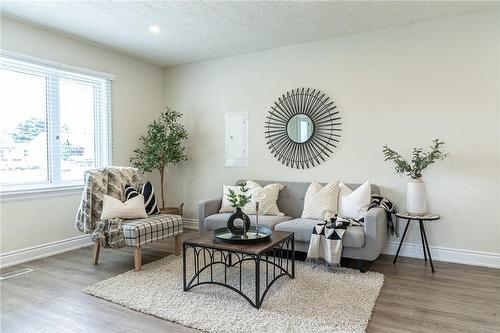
[130,107,188,209]
[227,181,252,210]
[383,139,448,179]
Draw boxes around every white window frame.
[0,50,115,200]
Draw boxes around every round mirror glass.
[287,114,314,143]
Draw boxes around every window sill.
[0,182,84,202]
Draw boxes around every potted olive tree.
[130,107,188,213]
[383,139,448,216]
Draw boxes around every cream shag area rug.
[84,255,384,333]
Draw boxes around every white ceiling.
[1,1,499,67]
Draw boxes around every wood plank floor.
[1,230,499,333]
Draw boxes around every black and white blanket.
[306,195,397,266]
[307,215,361,265]
[364,194,398,236]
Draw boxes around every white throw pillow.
[242,180,285,216]
[301,180,340,220]
[219,185,241,213]
[100,194,148,220]
[338,181,371,220]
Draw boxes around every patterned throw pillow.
[242,180,285,216]
[125,181,160,215]
[301,180,340,220]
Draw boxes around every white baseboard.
[182,218,499,269]
[183,218,199,230]
[3,221,498,270]
[0,235,92,269]
[382,240,500,269]
[0,219,199,269]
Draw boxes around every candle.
[255,201,260,236]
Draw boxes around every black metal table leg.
[183,234,295,309]
[420,221,435,273]
[291,235,295,278]
[255,255,261,309]
[393,219,411,264]
[182,243,187,291]
[394,213,439,273]
[419,220,427,261]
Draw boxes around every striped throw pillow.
[125,181,160,215]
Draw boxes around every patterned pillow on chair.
[125,181,160,215]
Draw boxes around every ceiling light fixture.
[149,25,161,34]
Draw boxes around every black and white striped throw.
[363,194,398,236]
[307,215,361,266]
[307,195,398,266]
[125,181,160,215]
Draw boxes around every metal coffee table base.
[182,235,294,309]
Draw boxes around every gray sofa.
[198,180,388,271]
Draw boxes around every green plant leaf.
[227,182,252,209]
[383,139,448,179]
[130,107,189,207]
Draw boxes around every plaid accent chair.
[119,214,183,271]
[77,166,183,272]
[122,215,183,247]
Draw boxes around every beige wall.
[165,11,500,254]
[0,17,165,253]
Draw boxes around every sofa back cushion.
[237,180,380,218]
[301,180,340,220]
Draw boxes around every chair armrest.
[197,198,222,232]
[363,207,389,261]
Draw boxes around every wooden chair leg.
[174,234,181,255]
[134,246,142,271]
[92,242,100,265]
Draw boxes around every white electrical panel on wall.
[225,112,248,167]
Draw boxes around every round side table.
[393,213,440,273]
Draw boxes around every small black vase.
[227,208,251,236]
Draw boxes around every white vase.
[406,178,427,216]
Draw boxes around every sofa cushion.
[242,180,285,216]
[204,213,293,231]
[301,181,339,220]
[274,218,365,248]
[235,180,380,218]
[338,181,371,220]
[122,214,183,247]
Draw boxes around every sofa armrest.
[197,198,222,232]
[363,207,389,261]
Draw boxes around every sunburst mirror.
[264,88,341,169]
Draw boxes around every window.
[0,52,113,192]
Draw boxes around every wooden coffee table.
[182,230,295,309]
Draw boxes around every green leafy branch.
[383,139,448,179]
[130,107,188,208]
[227,181,252,209]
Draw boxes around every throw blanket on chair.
[307,216,362,266]
[90,218,126,248]
[75,166,141,248]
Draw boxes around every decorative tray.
[213,226,273,244]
